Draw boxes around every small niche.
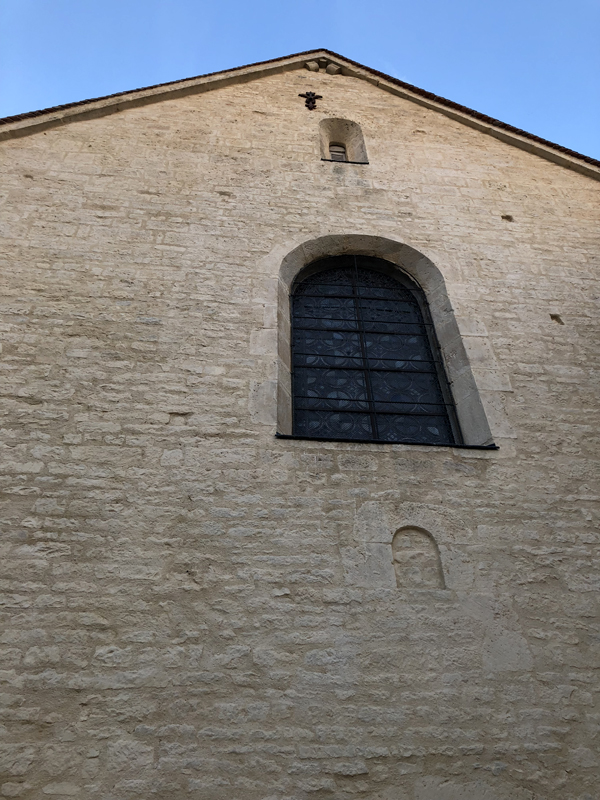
[392,527,445,589]
[319,118,368,164]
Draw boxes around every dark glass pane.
[354,268,408,292]
[363,332,433,366]
[295,410,372,439]
[293,330,362,368]
[375,413,454,444]
[358,298,422,325]
[294,267,354,295]
[369,370,445,405]
[294,368,369,410]
[294,296,357,330]
[291,258,457,444]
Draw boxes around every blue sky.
[1,0,598,158]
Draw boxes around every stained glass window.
[291,256,461,444]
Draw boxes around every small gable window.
[319,119,368,164]
[329,143,347,162]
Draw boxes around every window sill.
[275,433,498,450]
[321,158,369,165]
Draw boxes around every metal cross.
[298,91,322,111]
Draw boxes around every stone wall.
[0,66,598,799]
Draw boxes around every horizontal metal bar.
[294,366,437,373]
[293,362,444,373]
[295,408,449,417]
[293,352,433,360]
[293,352,433,359]
[295,291,410,297]
[293,325,431,333]
[294,306,420,314]
[293,314,426,322]
[295,293,415,301]
[293,364,438,374]
[294,395,450,406]
[275,433,499,450]
[293,353,435,363]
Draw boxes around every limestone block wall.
[0,67,598,800]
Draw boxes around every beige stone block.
[249,379,277,425]
[341,544,396,588]
[42,784,80,796]
[482,628,534,672]
[249,328,277,356]
[415,778,534,800]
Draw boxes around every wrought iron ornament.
[299,91,322,110]
[291,256,461,445]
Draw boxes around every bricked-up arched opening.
[392,526,446,589]
[290,256,462,445]
[276,234,495,447]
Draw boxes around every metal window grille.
[329,143,348,161]
[291,256,462,444]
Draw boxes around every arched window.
[291,256,462,444]
[319,119,368,164]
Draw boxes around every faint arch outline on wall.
[350,499,475,591]
[276,234,495,447]
[392,526,446,590]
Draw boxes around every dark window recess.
[291,256,462,445]
[329,143,347,162]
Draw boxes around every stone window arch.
[290,255,461,444]
[274,234,497,448]
[319,118,368,164]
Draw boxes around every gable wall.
[0,69,598,800]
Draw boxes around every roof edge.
[1,48,598,181]
[0,50,312,138]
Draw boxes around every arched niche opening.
[392,526,445,589]
[276,234,494,447]
[319,118,368,164]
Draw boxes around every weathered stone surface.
[0,61,598,800]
